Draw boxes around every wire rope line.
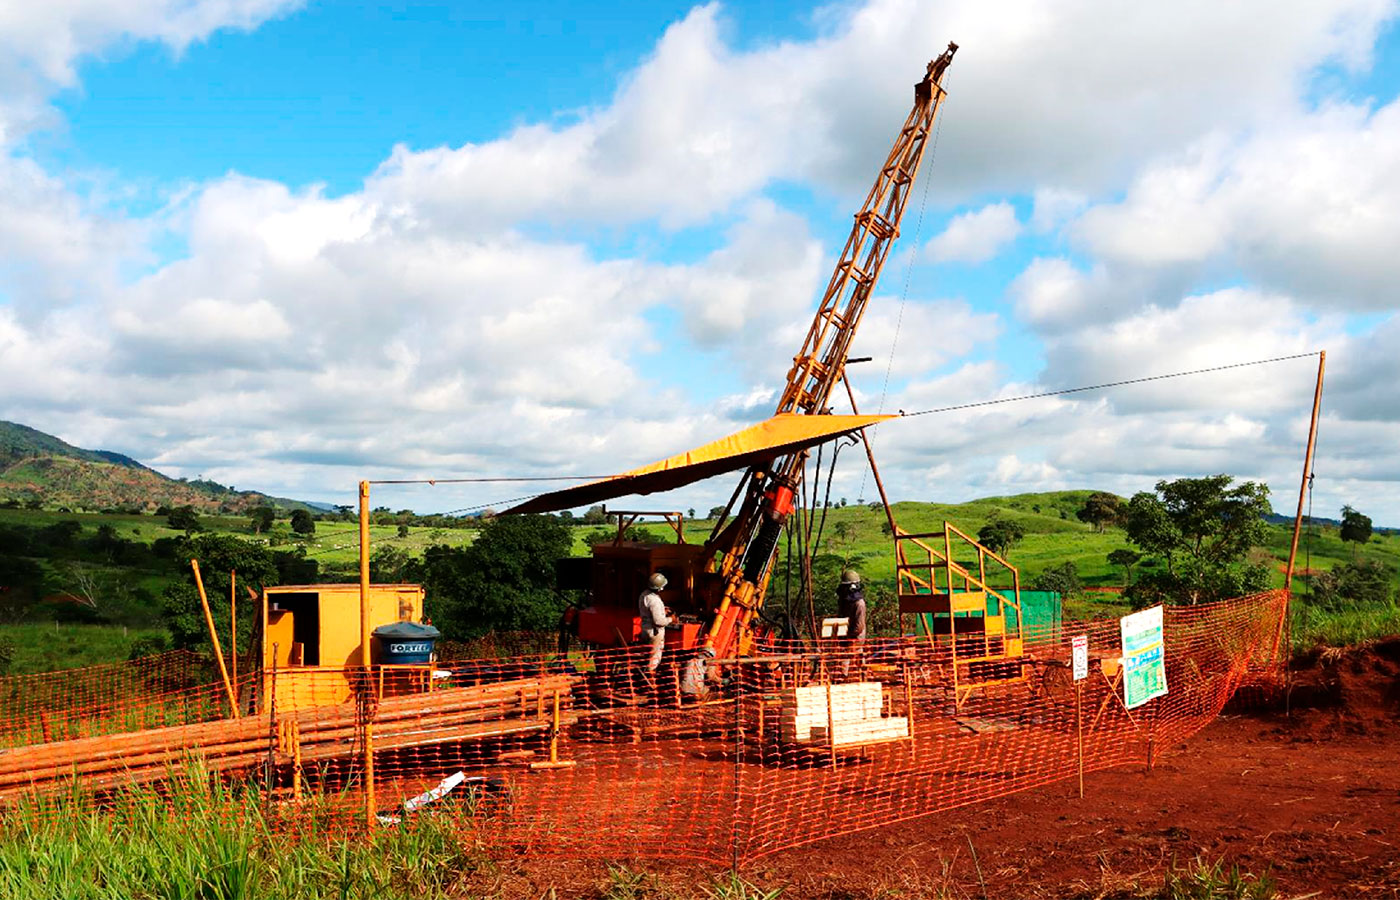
[367,475,610,485]
[897,351,1322,418]
[879,66,950,417]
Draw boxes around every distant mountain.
[0,421,319,514]
[0,421,154,471]
[1264,511,1397,534]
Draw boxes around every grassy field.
[3,492,1396,674]
[0,764,1281,900]
[0,507,479,571]
[0,623,167,674]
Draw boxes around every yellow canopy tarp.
[506,413,894,515]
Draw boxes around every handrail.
[944,520,1017,573]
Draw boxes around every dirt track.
[487,640,1400,898]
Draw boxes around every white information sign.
[1071,634,1089,681]
[1119,605,1168,709]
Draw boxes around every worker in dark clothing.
[836,570,867,643]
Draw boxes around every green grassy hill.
[0,421,317,515]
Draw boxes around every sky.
[1,0,1399,524]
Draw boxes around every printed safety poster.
[1120,605,1167,709]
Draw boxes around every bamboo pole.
[191,559,240,719]
[358,479,376,826]
[1285,351,1326,590]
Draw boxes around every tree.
[687,508,696,519]
[39,520,82,550]
[978,519,1025,557]
[1339,505,1373,558]
[1123,474,1271,607]
[417,515,574,639]
[0,555,46,623]
[160,535,279,650]
[90,524,126,562]
[707,506,727,520]
[370,545,413,583]
[582,505,608,525]
[290,508,316,536]
[831,521,855,560]
[1076,492,1124,533]
[166,506,201,534]
[250,507,276,534]
[1034,561,1082,597]
[1107,548,1143,587]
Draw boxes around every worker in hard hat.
[836,569,867,677]
[836,570,867,644]
[638,572,673,675]
[680,645,717,702]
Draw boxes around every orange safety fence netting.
[0,591,1287,863]
[0,649,220,749]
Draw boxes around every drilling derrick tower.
[510,45,958,660]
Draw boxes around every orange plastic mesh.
[0,592,1287,863]
[0,649,218,749]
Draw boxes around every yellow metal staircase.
[894,521,1027,707]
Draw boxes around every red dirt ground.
[476,639,1400,898]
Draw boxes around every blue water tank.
[373,622,441,664]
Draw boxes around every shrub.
[127,633,171,661]
[1034,561,1082,598]
[1306,560,1393,611]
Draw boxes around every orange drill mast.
[699,44,957,657]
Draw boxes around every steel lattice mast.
[702,45,957,656]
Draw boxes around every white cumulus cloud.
[925,202,1020,263]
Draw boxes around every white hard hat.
[649,572,668,590]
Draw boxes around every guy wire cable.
[897,352,1321,418]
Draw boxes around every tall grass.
[1291,601,1400,650]
[0,764,492,900]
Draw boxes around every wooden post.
[191,559,240,719]
[1285,351,1326,591]
[548,690,561,764]
[1076,680,1084,799]
[230,570,237,689]
[825,680,837,768]
[358,480,376,826]
[904,662,916,760]
[291,721,302,802]
[1276,351,1325,682]
[946,528,960,711]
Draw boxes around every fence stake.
[731,662,743,873]
[1076,680,1084,799]
[230,570,237,690]
[359,479,376,827]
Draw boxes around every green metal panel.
[1017,590,1063,641]
[906,590,1062,640]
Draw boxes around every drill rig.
[510,45,958,660]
